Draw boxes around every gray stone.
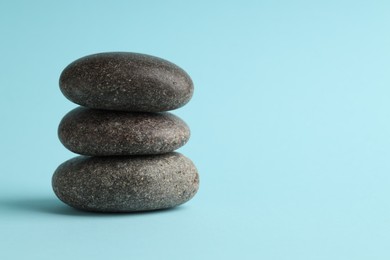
[52,153,199,212]
[58,107,190,156]
[59,52,194,112]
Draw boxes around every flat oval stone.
[52,153,199,212]
[58,107,190,156]
[59,52,194,112]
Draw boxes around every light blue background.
[1,1,390,259]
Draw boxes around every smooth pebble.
[58,107,190,156]
[52,152,199,212]
[59,52,194,112]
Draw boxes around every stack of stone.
[52,52,199,212]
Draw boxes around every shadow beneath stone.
[0,196,185,217]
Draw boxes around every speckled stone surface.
[52,152,199,212]
[58,107,190,156]
[59,52,194,112]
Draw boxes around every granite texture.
[58,107,190,156]
[59,52,194,112]
[52,152,199,212]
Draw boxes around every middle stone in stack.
[53,52,199,212]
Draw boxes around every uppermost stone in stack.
[59,52,194,112]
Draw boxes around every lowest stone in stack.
[52,52,199,212]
